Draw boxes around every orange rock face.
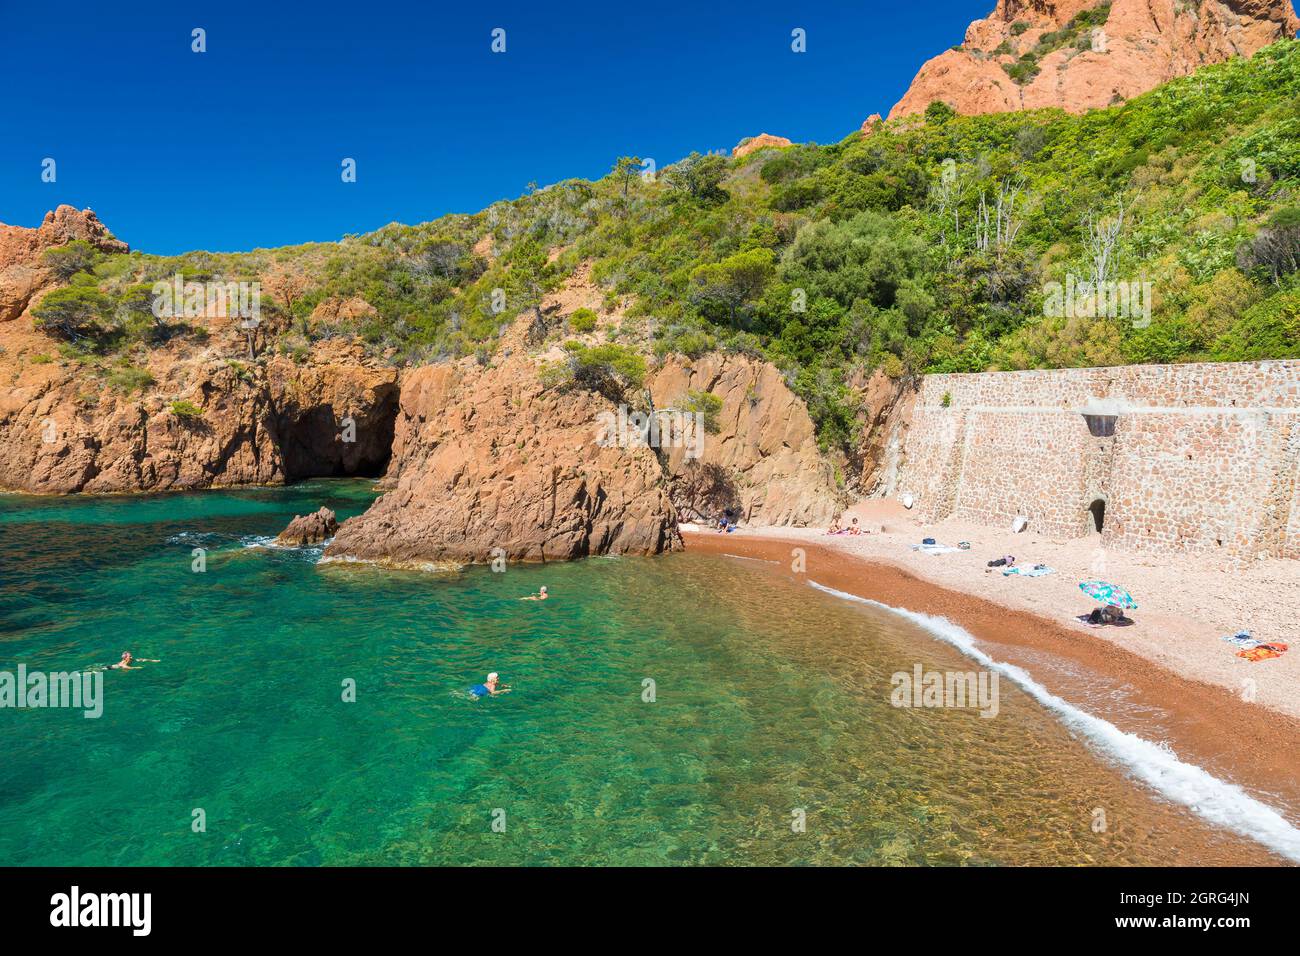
[649,354,842,527]
[732,133,794,158]
[325,350,683,566]
[0,337,400,494]
[0,209,847,567]
[889,0,1300,119]
[0,206,128,322]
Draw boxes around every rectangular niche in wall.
[1082,414,1118,438]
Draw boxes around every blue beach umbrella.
[1078,580,1137,610]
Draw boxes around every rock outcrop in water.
[325,348,682,566]
[889,0,1300,119]
[276,507,339,546]
[321,260,848,566]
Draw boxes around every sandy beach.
[682,505,1300,814]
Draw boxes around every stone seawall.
[893,361,1300,559]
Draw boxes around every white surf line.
[719,553,781,564]
[809,579,1300,864]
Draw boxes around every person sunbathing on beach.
[469,672,511,699]
[826,516,842,535]
[1086,605,1125,626]
[521,586,548,601]
[848,517,862,535]
[109,652,159,671]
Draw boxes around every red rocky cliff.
[0,206,128,322]
[324,351,682,566]
[889,0,1300,119]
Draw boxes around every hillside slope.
[3,42,1300,507]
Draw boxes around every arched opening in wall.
[1082,414,1117,438]
[1088,498,1106,533]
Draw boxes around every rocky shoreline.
[1,208,844,564]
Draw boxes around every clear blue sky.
[2,1,988,254]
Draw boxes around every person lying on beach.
[108,652,159,671]
[520,586,548,601]
[1086,605,1126,626]
[716,508,738,533]
[469,672,511,699]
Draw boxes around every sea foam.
[809,580,1300,864]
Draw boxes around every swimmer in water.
[108,652,159,671]
[469,672,511,699]
[520,586,548,601]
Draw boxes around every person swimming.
[108,651,159,671]
[469,672,511,699]
[520,586,548,601]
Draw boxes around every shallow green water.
[0,481,1280,865]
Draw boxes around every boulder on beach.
[275,507,339,546]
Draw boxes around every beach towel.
[1238,642,1288,662]
[1220,631,1258,649]
[1003,564,1054,577]
[911,543,960,555]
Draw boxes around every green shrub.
[1210,287,1300,360]
[924,100,957,124]
[31,285,114,344]
[681,389,724,433]
[568,307,597,333]
[544,342,647,400]
[106,364,156,394]
[42,240,102,281]
[169,399,204,419]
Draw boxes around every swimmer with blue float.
[469,672,511,699]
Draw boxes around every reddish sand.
[681,529,1300,814]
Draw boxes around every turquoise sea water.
[0,481,1284,865]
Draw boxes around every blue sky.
[2,1,988,254]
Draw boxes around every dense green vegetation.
[31,40,1300,457]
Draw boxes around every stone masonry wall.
[893,361,1300,559]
